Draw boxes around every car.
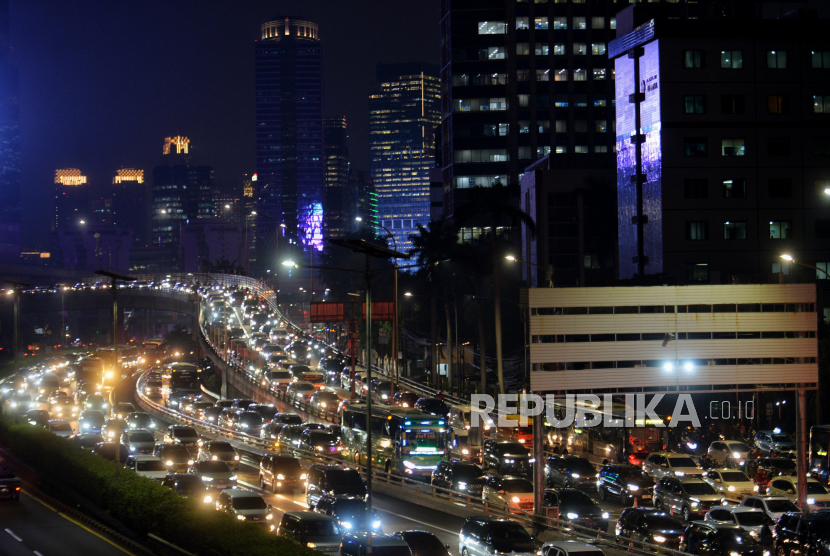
[231,398,256,411]
[91,442,130,462]
[306,465,366,508]
[414,397,449,418]
[101,418,129,441]
[277,512,342,555]
[459,516,536,556]
[161,473,212,502]
[596,463,655,506]
[653,476,722,521]
[431,460,487,497]
[121,429,156,455]
[766,477,830,509]
[84,394,108,412]
[265,370,294,390]
[45,419,73,438]
[184,400,213,417]
[643,452,703,479]
[773,512,830,556]
[202,406,224,424]
[7,392,33,414]
[705,505,773,535]
[79,409,106,433]
[738,495,801,521]
[310,391,340,411]
[125,412,155,430]
[752,457,796,477]
[702,469,757,501]
[24,409,50,427]
[188,460,237,490]
[260,454,306,492]
[708,440,751,466]
[679,521,767,556]
[125,455,168,481]
[392,531,451,556]
[390,391,419,408]
[49,395,78,419]
[274,413,304,425]
[214,488,274,530]
[313,494,383,533]
[233,411,264,436]
[155,444,195,473]
[482,475,534,513]
[111,402,136,419]
[286,381,316,400]
[249,403,278,422]
[615,508,685,549]
[71,432,104,450]
[754,429,795,454]
[482,439,533,476]
[298,430,341,454]
[164,425,200,451]
[538,541,607,556]
[543,489,610,531]
[197,440,240,471]
[370,380,393,403]
[546,456,596,489]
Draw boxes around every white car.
[538,542,606,556]
[707,440,751,466]
[264,370,293,390]
[482,476,534,513]
[121,429,157,455]
[705,505,772,536]
[126,455,168,481]
[702,469,757,501]
[766,477,830,510]
[642,452,703,479]
[45,419,73,438]
[738,495,801,521]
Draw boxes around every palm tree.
[454,235,492,393]
[453,184,537,394]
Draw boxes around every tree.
[453,184,537,394]
[454,235,493,393]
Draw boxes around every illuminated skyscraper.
[0,0,18,262]
[255,16,324,258]
[111,168,149,247]
[370,63,440,256]
[323,116,350,239]
[54,169,90,230]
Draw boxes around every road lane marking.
[57,513,137,556]
[372,510,458,535]
[5,528,22,541]
[34,551,44,556]
[277,494,309,508]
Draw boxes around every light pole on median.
[4,280,29,376]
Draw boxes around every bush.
[0,418,317,556]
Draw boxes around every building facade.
[54,169,90,230]
[324,116,351,239]
[370,63,441,255]
[182,219,244,273]
[0,0,19,262]
[111,168,149,248]
[525,284,818,394]
[55,221,132,272]
[255,16,324,257]
[611,6,830,283]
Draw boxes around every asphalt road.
[0,492,132,556]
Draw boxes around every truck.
[0,460,21,500]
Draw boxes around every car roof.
[711,505,762,513]
[676,476,707,483]
[341,533,414,547]
[283,511,335,521]
[131,455,162,461]
[220,487,261,498]
[542,542,602,552]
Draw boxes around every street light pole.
[505,255,554,287]
[4,281,28,374]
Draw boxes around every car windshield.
[720,530,758,545]
[402,532,445,552]
[302,521,340,536]
[327,469,364,487]
[273,372,291,379]
[720,472,750,482]
[728,443,750,452]
[335,498,367,514]
[644,515,682,529]
[199,461,230,473]
[51,422,72,431]
[567,460,596,475]
[488,522,532,542]
[807,482,829,494]
[558,490,596,507]
[307,432,336,444]
[683,482,716,495]
[164,446,190,458]
[455,465,484,482]
[175,476,202,489]
[764,499,799,512]
[240,414,263,425]
[137,460,166,472]
[501,443,527,455]
[297,384,315,392]
[620,469,650,480]
[503,479,533,493]
[273,458,301,471]
[281,415,303,425]
[667,457,698,468]
[735,512,767,526]
[131,432,155,442]
[211,442,233,452]
[232,496,267,510]
[772,434,792,443]
[174,428,198,439]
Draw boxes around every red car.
[390,391,419,408]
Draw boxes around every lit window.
[723,179,746,198]
[478,47,506,60]
[516,17,529,30]
[595,120,607,133]
[592,43,606,55]
[684,50,704,69]
[537,120,550,133]
[684,95,705,114]
[591,17,605,29]
[516,43,530,56]
[594,145,608,153]
[766,50,787,69]
[553,17,567,30]
[573,43,587,55]
[553,44,566,56]
[478,21,507,34]
[573,69,587,81]
[573,17,586,30]
[518,121,530,134]
[593,69,606,80]
[593,98,606,107]
[536,69,550,81]
[554,95,568,107]
[555,120,567,133]
[516,70,530,82]
[720,50,743,69]
[610,17,616,30]
[686,222,709,240]
[813,95,830,114]
[769,221,791,239]
[817,263,830,280]
[518,94,530,107]
[724,221,747,240]
[537,146,551,157]
[721,138,745,157]
[535,17,549,30]
[554,69,568,82]
[535,44,549,56]
[574,95,587,107]
[812,51,830,69]
[555,146,568,154]
[575,146,588,154]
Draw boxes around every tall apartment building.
[0,0,19,262]
[440,0,621,225]
[370,63,441,255]
[54,169,90,230]
[611,4,830,284]
[111,168,149,248]
[255,16,324,257]
[324,116,351,239]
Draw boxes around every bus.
[499,414,534,447]
[340,404,450,478]
[76,357,105,388]
[143,339,163,361]
[162,362,202,391]
[809,425,830,483]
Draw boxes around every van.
[277,511,341,555]
[341,532,413,556]
[215,488,274,530]
[305,464,366,508]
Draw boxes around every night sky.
[12,1,440,249]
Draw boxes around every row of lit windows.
[532,330,815,343]
[685,178,830,200]
[681,135,828,157]
[481,17,616,34]
[532,302,815,315]
[533,357,817,372]
[684,220,791,241]
[452,95,612,112]
[684,93,830,115]
[684,49,830,70]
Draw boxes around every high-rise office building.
[370,63,441,255]
[0,0,19,262]
[350,169,377,228]
[111,168,149,247]
[324,116,350,239]
[215,174,257,270]
[611,3,830,284]
[151,136,213,255]
[255,16,324,258]
[54,169,90,230]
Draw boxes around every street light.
[505,255,554,288]
[780,254,830,279]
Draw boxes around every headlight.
[204,495,212,503]
[10,402,16,407]
[728,485,736,491]
[733,452,741,459]
[372,520,381,529]
[571,473,580,478]
[627,484,640,491]
[566,513,578,519]
[234,455,239,461]
[458,482,467,490]
[512,496,521,503]
[130,446,136,451]
[691,502,699,507]
[307,543,316,549]
[316,446,323,451]
[462,449,469,455]
[653,536,667,543]
[300,473,307,480]
[166,460,173,466]
[602,512,610,519]
[277,474,285,480]
[201,476,213,482]
[342,522,352,530]
[83,423,90,429]
[212,455,218,460]
[730,552,740,556]
[807,497,816,505]
[237,515,246,521]
[229,475,237,481]
[675,471,685,476]
[529,458,536,463]
[188,460,194,465]
[763,552,771,556]
[504,459,514,464]
[754,485,759,492]
[266,514,273,520]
